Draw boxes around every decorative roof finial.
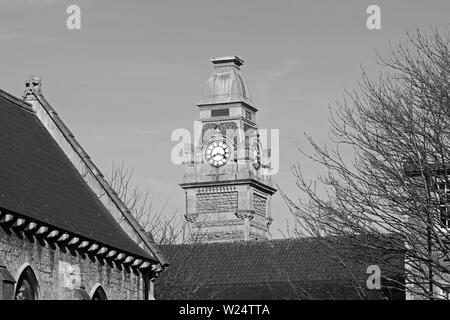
[23,75,43,101]
[210,56,244,68]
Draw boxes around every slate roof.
[0,89,152,260]
[157,236,405,300]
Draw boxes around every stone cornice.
[180,178,277,195]
[197,100,259,113]
[0,208,154,271]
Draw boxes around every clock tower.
[180,56,277,243]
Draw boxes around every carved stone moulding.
[0,210,151,270]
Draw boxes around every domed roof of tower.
[198,56,256,109]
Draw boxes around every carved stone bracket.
[149,263,163,281]
[235,210,255,220]
[184,213,198,223]
[23,75,43,100]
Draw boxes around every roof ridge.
[25,91,167,268]
[161,237,317,248]
[0,88,34,113]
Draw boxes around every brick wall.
[0,229,145,300]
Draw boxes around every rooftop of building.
[0,82,167,269]
[156,235,405,300]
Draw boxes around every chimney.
[23,75,43,101]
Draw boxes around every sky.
[1,0,450,238]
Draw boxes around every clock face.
[205,140,230,167]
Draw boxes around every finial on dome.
[211,56,244,68]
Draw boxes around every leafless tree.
[107,163,225,299]
[282,28,450,300]
[107,162,192,245]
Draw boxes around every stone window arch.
[91,284,107,300]
[15,265,39,300]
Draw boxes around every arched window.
[91,285,107,300]
[15,266,39,300]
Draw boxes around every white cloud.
[265,60,299,81]
[3,0,61,8]
[126,128,160,135]
[25,0,60,5]
[255,60,300,100]
[0,33,21,41]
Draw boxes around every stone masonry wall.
[0,229,145,300]
[189,185,272,242]
[253,193,267,217]
[196,187,238,214]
